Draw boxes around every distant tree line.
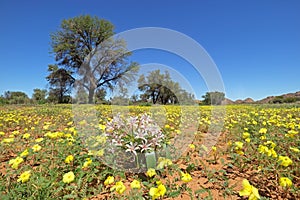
[269,96,300,104]
[201,91,225,105]
[0,91,31,104]
[0,90,47,104]
[0,88,225,106]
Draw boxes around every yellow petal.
[242,179,251,189]
[251,186,260,199]
[149,187,158,197]
[239,189,251,196]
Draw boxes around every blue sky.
[0,0,299,101]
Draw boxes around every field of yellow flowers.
[0,104,299,199]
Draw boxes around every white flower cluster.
[104,113,165,155]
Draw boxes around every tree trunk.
[88,88,95,104]
[59,87,64,103]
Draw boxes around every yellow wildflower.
[239,179,260,200]
[1,138,14,143]
[43,125,49,130]
[130,179,141,189]
[9,157,24,169]
[234,141,243,150]
[156,180,162,185]
[181,172,192,183]
[82,158,92,168]
[236,150,244,155]
[104,176,114,186]
[110,181,126,194]
[32,144,42,152]
[264,141,276,148]
[189,144,195,150]
[22,133,31,139]
[164,124,170,129]
[268,148,277,158]
[17,170,31,183]
[243,132,250,139]
[65,155,74,164]
[63,171,75,184]
[279,177,292,187]
[12,130,20,135]
[35,138,44,143]
[146,168,156,178]
[259,128,267,134]
[20,149,29,157]
[285,130,298,138]
[258,145,268,154]
[64,133,72,138]
[289,147,300,153]
[98,124,106,130]
[149,183,166,200]
[278,156,293,167]
[0,131,5,136]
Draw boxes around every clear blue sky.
[0,0,299,101]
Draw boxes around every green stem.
[135,154,140,168]
[146,151,156,169]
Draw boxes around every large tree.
[50,15,138,103]
[46,64,74,103]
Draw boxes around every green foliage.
[270,96,300,104]
[51,15,114,69]
[46,65,74,104]
[202,91,225,105]
[270,96,284,104]
[283,97,299,103]
[0,96,8,105]
[138,70,195,105]
[32,88,47,104]
[3,91,30,104]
